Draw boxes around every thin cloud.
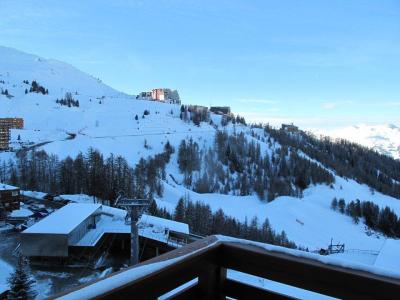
[322,100,353,110]
[234,98,277,105]
[322,102,337,110]
[384,101,400,107]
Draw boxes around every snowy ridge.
[0,46,121,98]
[316,124,400,160]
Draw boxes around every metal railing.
[52,235,400,300]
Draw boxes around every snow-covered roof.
[10,208,33,218]
[54,194,95,204]
[100,205,127,219]
[0,183,19,191]
[21,190,47,200]
[139,214,189,235]
[73,210,189,247]
[23,203,101,234]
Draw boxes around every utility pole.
[115,194,150,265]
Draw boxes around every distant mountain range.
[316,124,400,160]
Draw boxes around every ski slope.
[1,46,400,273]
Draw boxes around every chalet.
[0,183,21,212]
[210,106,231,115]
[281,123,299,132]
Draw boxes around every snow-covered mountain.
[1,46,400,272]
[317,124,400,160]
[0,46,122,98]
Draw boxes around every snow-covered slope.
[0,46,214,162]
[0,46,121,98]
[1,46,400,274]
[0,259,13,294]
[157,173,400,251]
[317,124,400,160]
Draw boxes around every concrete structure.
[0,183,20,212]
[0,127,10,150]
[21,203,102,257]
[137,88,181,104]
[0,118,24,150]
[188,105,208,114]
[21,203,191,259]
[138,91,152,100]
[281,123,299,132]
[151,88,167,101]
[210,106,231,115]
[0,118,24,129]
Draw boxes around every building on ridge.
[136,88,181,104]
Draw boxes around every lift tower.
[115,194,150,265]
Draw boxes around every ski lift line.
[372,239,388,265]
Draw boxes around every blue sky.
[1,0,399,129]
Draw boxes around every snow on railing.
[53,235,400,300]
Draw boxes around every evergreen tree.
[148,199,158,216]
[174,198,186,222]
[7,256,37,300]
[331,197,338,211]
[338,198,345,214]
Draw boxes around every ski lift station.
[20,203,194,263]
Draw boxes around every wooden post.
[198,263,227,299]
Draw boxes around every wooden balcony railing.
[53,235,400,300]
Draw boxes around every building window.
[12,191,18,196]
